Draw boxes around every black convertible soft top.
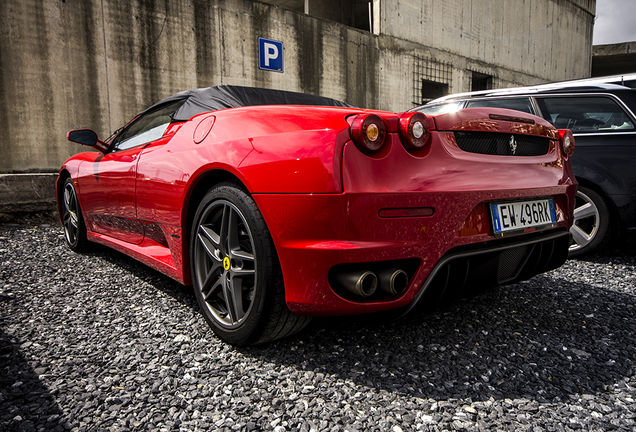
[143,85,353,122]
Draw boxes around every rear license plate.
[490,198,557,237]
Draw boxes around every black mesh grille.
[454,131,550,156]
[498,245,529,282]
[407,230,569,311]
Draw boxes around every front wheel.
[190,183,310,345]
[568,186,611,258]
[61,177,89,252]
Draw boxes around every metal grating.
[406,231,569,312]
[412,57,452,106]
[498,245,529,282]
[454,131,551,156]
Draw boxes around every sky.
[593,0,636,45]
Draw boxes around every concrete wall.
[0,0,595,176]
[377,0,595,81]
[0,173,57,213]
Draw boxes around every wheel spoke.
[198,226,221,261]
[231,268,255,277]
[221,275,237,323]
[63,210,71,228]
[571,224,591,247]
[227,208,241,253]
[201,258,222,289]
[203,273,224,302]
[199,225,221,248]
[219,205,230,256]
[64,188,71,209]
[574,202,597,220]
[65,219,75,240]
[227,277,245,323]
[231,249,254,261]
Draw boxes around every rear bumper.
[253,189,574,316]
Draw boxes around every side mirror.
[67,129,108,152]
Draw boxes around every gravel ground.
[1,216,635,432]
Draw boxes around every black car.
[415,74,636,257]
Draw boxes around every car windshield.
[111,99,187,151]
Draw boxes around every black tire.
[61,177,89,252]
[568,186,611,258]
[189,182,311,346]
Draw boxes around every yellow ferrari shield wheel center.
[223,256,231,271]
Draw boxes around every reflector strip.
[378,207,435,218]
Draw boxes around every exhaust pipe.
[333,270,377,298]
[377,268,409,295]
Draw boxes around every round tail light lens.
[351,114,387,153]
[398,112,430,149]
[558,129,575,157]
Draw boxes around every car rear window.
[465,97,534,114]
[416,102,463,116]
[537,96,635,133]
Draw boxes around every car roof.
[424,73,636,106]
[142,85,354,122]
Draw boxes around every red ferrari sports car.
[58,86,577,345]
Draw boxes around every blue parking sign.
[258,37,283,72]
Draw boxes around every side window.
[537,96,635,133]
[465,98,534,114]
[111,99,186,151]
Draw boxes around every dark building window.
[351,0,373,32]
[260,0,374,32]
[472,72,493,91]
[421,79,449,103]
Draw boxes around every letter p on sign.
[264,43,278,66]
[258,37,283,72]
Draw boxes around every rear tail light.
[350,114,387,153]
[398,112,430,149]
[558,129,575,157]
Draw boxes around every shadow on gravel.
[0,326,69,432]
[82,244,199,312]
[241,246,636,404]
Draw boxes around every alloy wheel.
[569,190,600,252]
[193,199,257,329]
[63,182,81,246]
